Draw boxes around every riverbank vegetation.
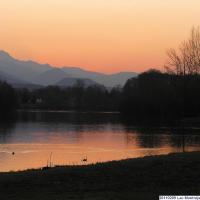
[0,152,200,200]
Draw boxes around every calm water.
[0,111,200,172]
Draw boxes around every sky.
[0,0,200,73]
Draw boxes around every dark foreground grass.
[0,152,200,200]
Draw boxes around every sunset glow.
[0,0,200,73]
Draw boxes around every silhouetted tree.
[165,26,200,75]
[0,81,18,118]
[165,27,200,116]
[121,70,181,116]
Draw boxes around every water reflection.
[0,122,16,143]
[0,110,200,172]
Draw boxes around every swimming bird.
[81,156,87,162]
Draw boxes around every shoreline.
[17,108,121,114]
[0,152,200,199]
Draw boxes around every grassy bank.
[0,152,200,200]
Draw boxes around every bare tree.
[165,26,200,75]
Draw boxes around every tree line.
[122,69,200,117]
[0,68,199,117]
[17,83,122,111]
[1,69,200,118]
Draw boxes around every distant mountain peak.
[0,50,12,60]
[0,50,138,88]
[34,68,70,86]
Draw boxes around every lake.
[0,110,200,172]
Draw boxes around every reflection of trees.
[135,134,163,148]
[131,128,165,148]
[17,111,125,137]
[121,117,187,150]
[17,110,122,125]
[3,111,200,152]
[125,124,200,152]
[167,128,200,152]
[185,134,200,146]
[0,121,16,143]
[14,111,126,144]
[123,124,167,148]
[166,128,185,150]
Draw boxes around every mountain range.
[0,50,137,89]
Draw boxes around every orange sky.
[0,0,200,73]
